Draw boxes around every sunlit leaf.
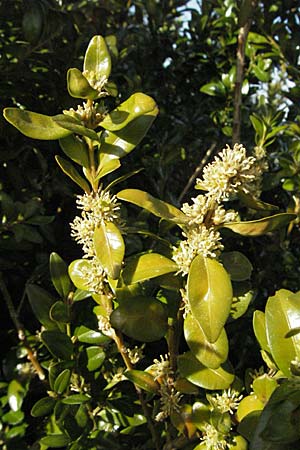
[222,213,296,236]
[53,114,99,141]
[67,68,98,99]
[59,134,90,168]
[253,310,270,352]
[85,346,106,371]
[122,252,178,285]
[125,370,159,393]
[55,155,91,193]
[94,221,125,279]
[187,255,232,343]
[74,325,110,344]
[117,189,187,224]
[68,259,92,291]
[3,108,72,140]
[84,35,111,79]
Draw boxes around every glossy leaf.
[99,110,158,165]
[55,155,91,193]
[252,375,278,404]
[125,370,159,393]
[177,352,234,390]
[53,369,71,395]
[187,255,233,343]
[41,330,73,360]
[50,301,70,323]
[222,213,296,236]
[94,221,125,279]
[67,68,98,99]
[53,114,99,141]
[31,397,56,417]
[122,252,178,285]
[184,313,228,369]
[84,35,111,79]
[26,284,57,329]
[50,252,73,299]
[86,346,106,371]
[96,157,121,180]
[253,310,270,352]
[110,296,168,342]
[59,134,90,168]
[3,108,72,140]
[117,189,187,224]
[68,259,92,291]
[220,251,253,281]
[75,325,110,344]
[236,395,264,422]
[8,380,26,412]
[99,93,157,131]
[230,288,254,320]
[265,289,300,376]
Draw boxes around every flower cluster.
[70,189,122,293]
[207,389,243,414]
[200,423,229,450]
[64,101,107,128]
[173,143,265,274]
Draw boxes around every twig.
[0,273,45,380]
[178,143,216,203]
[232,0,257,144]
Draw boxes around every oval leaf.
[86,346,106,371]
[59,134,90,168]
[68,259,92,291]
[61,394,90,405]
[187,255,233,343]
[67,68,98,99]
[94,221,125,279]
[117,189,187,224]
[220,251,253,282]
[125,370,159,393]
[26,284,57,330]
[50,301,70,323]
[31,397,56,417]
[55,155,91,193]
[110,296,168,342]
[222,213,296,236]
[41,330,73,360]
[265,289,300,376]
[3,108,72,140]
[84,35,111,79]
[50,252,73,299]
[53,369,71,395]
[75,325,110,344]
[40,434,71,448]
[184,313,228,369]
[122,252,178,285]
[177,352,234,390]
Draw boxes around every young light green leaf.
[55,155,91,193]
[50,252,73,299]
[84,35,111,79]
[222,213,296,236]
[59,134,90,168]
[117,189,187,224]
[67,68,98,99]
[68,259,92,291]
[177,352,234,390]
[253,310,270,352]
[99,93,158,131]
[94,221,125,279]
[187,255,233,343]
[265,289,300,376]
[96,157,121,180]
[184,313,228,369]
[122,252,178,285]
[3,108,72,140]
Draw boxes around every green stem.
[0,274,45,380]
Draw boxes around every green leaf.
[230,287,254,319]
[184,313,228,369]
[252,375,278,404]
[122,252,178,285]
[55,155,91,193]
[3,108,72,140]
[99,93,157,131]
[8,380,26,412]
[177,352,234,390]
[187,255,232,343]
[200,81,226,96]
[53,369,71,395]
[68,259,92,291]
[50,252,73,299]
[222,213,296,236]
[253,310,270,352]
[220,251,253,281]
[94,221,125,279]
[40,434,71,448]
[67,68,98,99]
[86,346,106,371]
[26,284,57,329]
[75,325,110,344]
[265,289,300,376]
[59,134,90,168]
[99,108,158,165]
[53,114,99,141]
[84,35,111,80]
[96,157,121,180]
[2,410,24,425]
[110,296,168,342]
[124,370,159,393]
[62,394,90,404]
[117,189,187,224]
[41,330,74,360]
[31,397,56,417]
[50,301,70,323]
[238,190,278,211]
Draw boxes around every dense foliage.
[1,1,300,449]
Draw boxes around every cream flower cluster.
[70,189,122,293]
[173,144,265,274]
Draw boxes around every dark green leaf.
[220,251,253,281]
[55,155,91,193]
[125,370,159,393]
[50,301,70,323]
[50,252,73,299]
[26,284,57,329]
[86,346,106,371]
[59,134,90,168]
[62,394,90,404]
[31,397,56,417]
[40,434,71,448]
[41,330,74,360]
[53,369,71,394]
